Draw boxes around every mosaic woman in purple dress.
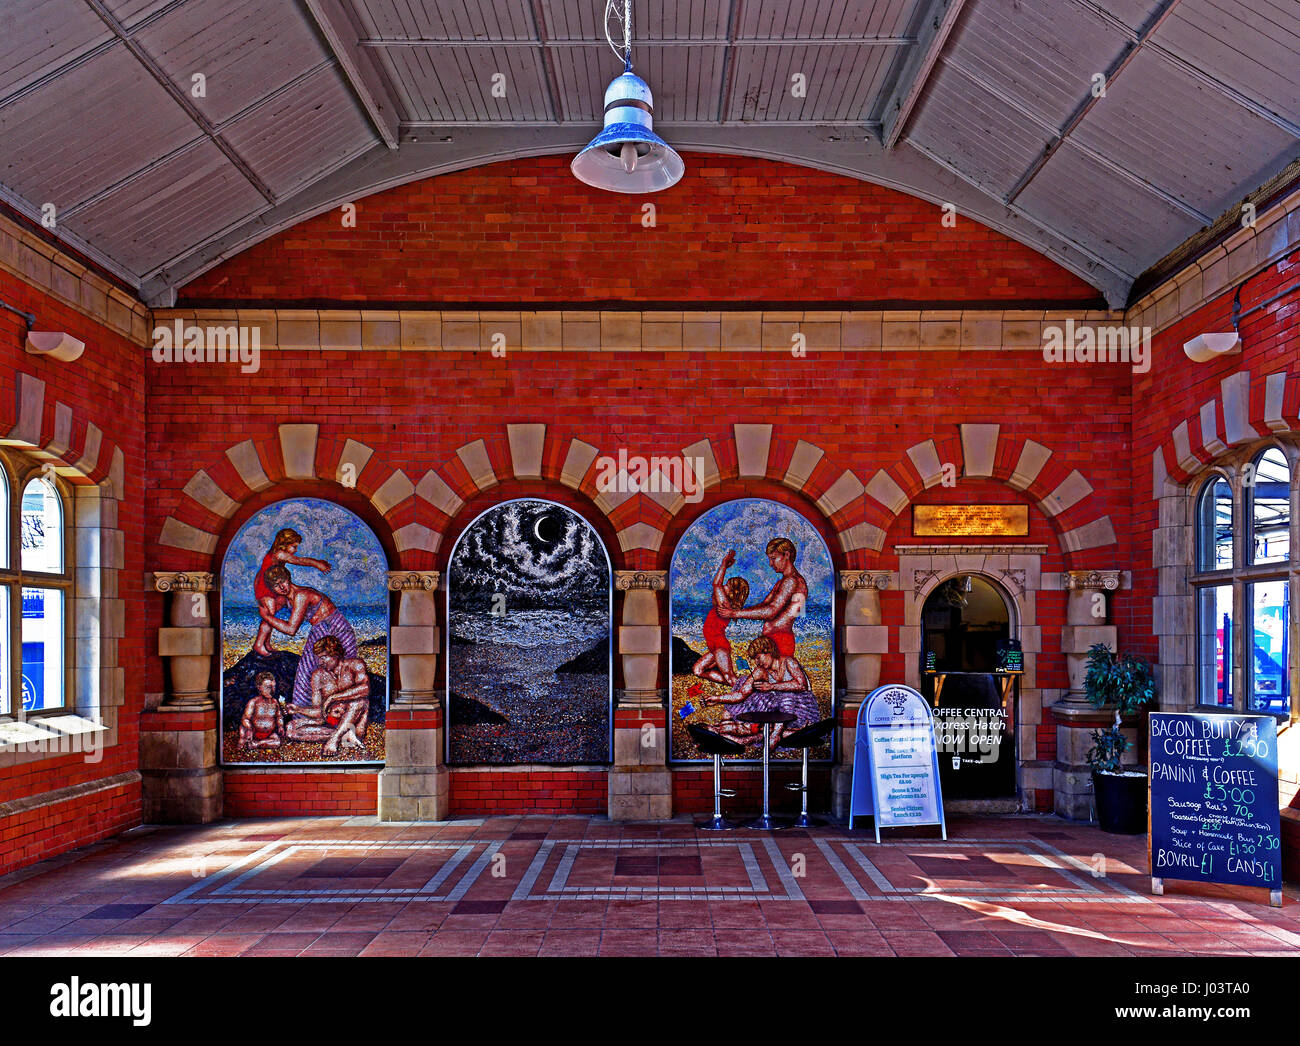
[706,635,819,752]
[259,563,360,707]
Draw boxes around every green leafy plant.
[1084,643,1158,724]
[1086,727,1130,774]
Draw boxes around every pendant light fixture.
[571,0,685,193]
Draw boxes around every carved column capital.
[388,570,441,592]
[838,570,892,591]
[614,570,667,591]
[153,571,215,593]
[1064,569,1121,591]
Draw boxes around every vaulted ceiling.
[3,0,1297,307]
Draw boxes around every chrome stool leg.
[787,747,822,828]
[697,752,737,830]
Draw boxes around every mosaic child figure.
[707,635,819,752]
[714,537,807,657]
[251,527,332,658]
[239,671,284,749]
[284,634,370,756]
[692,550,750,687]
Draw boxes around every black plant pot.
[1092,769,1147,834]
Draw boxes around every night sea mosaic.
[447,499,612,764]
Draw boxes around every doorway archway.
[920,572,1020,802]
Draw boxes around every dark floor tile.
[613,857,659,876]
[450,899,508,916]
[85,904,153,920]
[808,899,863,915]
[658,856,703,876]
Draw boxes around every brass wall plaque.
[913,504,1029,537]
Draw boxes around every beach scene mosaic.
[220,497,389,765]
[670,499,834,762]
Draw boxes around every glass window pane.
[21,587,63,711]
[20,478,62,574]
[1197,477,1233,571]
[0,468,8,569]
[1250,448,1290,565]
[1249,580,1290,716]
[0,589,8,715]
[1198,585,1234,707]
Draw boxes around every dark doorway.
[921,575,1017,800]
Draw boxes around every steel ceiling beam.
[880,0,968,148]
[82,0,277,204]
[715,0,741,122]
[301,0,401,149]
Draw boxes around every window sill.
[0,714,104,748]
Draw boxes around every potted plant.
[1083,643,1157,834]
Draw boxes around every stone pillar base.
[378,766,450,821]
[1052,703,1124,820]
[140,706,221,824]
[831,762,854,820]
[378,705,448,821]
[143,767,223,824]
[608,769,673,820]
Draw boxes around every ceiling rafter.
[880,0,969,147]
[938,53,1213,223]
[526,0,564,124]
[1004,0,1186,204]
[60,59,337,219]
[82,0,278,205]
[0,0,191,112]
[1059,0,1300,138]
[301,0,401,149]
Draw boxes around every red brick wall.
[223,771,376,817]
[0,269,146,874]
[178,154,1101,307]
[448,769,606,815]
[140,155,1140,819]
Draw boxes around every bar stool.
[735,708,796,830]
[778,718,836,828]
[687,724,746,830]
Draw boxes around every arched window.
[0,465,71,714]
[1249,447,1290,565]
[1196,474,1233,572]
[668,498,835,763]
[1193,449,1294,716]
[220,497,389,766]
[446,499,612,765]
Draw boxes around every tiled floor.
[2,814,1298,957]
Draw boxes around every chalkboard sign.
[996,639,1023,674]
[849,684,946,842]
[1149,711,1281,903]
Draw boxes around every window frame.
[0,452,74,717]
[1191,441,1299,724]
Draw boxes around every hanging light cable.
[571,0,685,193]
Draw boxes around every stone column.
[834,570,891,818]
[142,572,221,823]
[1054,569,1122,819]
[379,571,448,821]
[609,570,672,821]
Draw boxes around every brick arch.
[614,423,873,569]
[6,372,126,495]
[1154,366,1295,487]
[861,424,1118,566]
[156,423,420,570]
